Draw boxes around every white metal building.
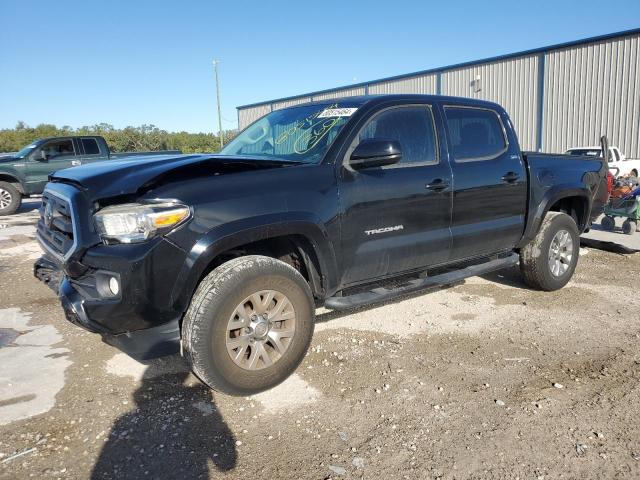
[236,28,640,157]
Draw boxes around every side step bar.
[324,253,519,311]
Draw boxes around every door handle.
[502,171,520,183]
[71,160,82,166]
[426,178,450,191]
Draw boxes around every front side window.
[357,106,438,165]
[444,107,507,161]
[39,139,75,160]
[221,102,361,164]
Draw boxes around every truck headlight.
[94,202,190,244]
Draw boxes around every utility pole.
[212,59,224,150]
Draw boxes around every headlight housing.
[94,202,190,244]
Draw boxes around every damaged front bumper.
[34,237,186,360]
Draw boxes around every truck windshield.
[15,144,38,158]
[221,102,361,163]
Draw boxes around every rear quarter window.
[444,107,507,162]
[81,138,100,155]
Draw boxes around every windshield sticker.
[317,107,358,118]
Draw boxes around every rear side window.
[81,138,100,155]
[444,107,507,161]
[358,106,438,165]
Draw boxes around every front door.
[27,138,79,192]
[339,104,453,286]
[443,105,527,259]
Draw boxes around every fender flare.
[171,212,339,313]
[518,185,592,248]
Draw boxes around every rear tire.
[182,255,315,396]
[601,215,616,231]
[622,219,636,235]
[519,212,580,291]
[0,182,21,216]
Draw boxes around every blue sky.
[1,0,638,133]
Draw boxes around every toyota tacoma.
[34,95,609,395]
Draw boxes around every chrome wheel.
[548,229,574,277]
[0,188,11,210]
[226,290,296,370]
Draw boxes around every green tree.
[0,122,236,154]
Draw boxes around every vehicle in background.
[565,145,640,178]
[34,95,609,396]
[0,136,180,215]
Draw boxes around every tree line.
[0,122,237,154]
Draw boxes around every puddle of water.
[0,308,71,426]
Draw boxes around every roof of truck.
[281,94,504,110]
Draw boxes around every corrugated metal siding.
[272,96,312,110]
[368,74,437,94]
[238,104,271,130]
[239,96,314,129]
[441,55,539,150]
[543,34,640,157]
[312,86,366,101]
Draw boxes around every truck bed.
[521,151,609,241]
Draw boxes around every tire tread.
[519,212,579,291]
[182,255,314,395]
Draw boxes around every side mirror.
[38,150,49,162]
[350,139,402,170]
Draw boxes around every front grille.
[37,191,75,258]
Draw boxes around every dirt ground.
[1,200,639,479]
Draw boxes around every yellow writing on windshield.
[293,117,340,154]
[275,104,343,154]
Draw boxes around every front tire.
[182,255,315,396]
[519,212,580,291]
[0,182,21,216]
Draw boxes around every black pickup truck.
[34,95,608,395]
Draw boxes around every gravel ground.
[1,202,639,479]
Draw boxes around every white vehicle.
[565,146,640,177]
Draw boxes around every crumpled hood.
[49,154,295,201]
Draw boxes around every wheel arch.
[518,186,592,248]
[0,173,25,195]
[171,214,339,314]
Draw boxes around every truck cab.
[22,136,110,193]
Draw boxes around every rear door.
[26,138,80,193]
[338,103,453,286]
[443,105,527,259]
